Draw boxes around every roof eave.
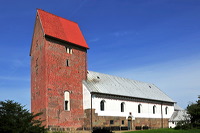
[45,34,89,49]
[90,91,175,104]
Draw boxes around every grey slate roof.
[169,110,188,122]
[83,71,174,103]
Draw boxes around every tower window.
[65,101,68,110]
[121,102,125,112]
[64,91,70,111]
[66,59,70,66]
[65,46,72,54]
[122,120,124,125]
[100,100,105,111]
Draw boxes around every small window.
[110,120,114,124]
[100,100,105,111]
[65,46,72,54]
[122,120,124,125]
[165,107,168,115]
[66,59,70,66]
[64,91,70,111]
[153,105,156,114]
[65,101,68,110]
[149,86,151,88]
[121,102,125,112]
[138,104,142,113]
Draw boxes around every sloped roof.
[83,71,174,103]
[37,9,89,49]
[169,110,188,122]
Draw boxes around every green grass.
[123,128,200,133]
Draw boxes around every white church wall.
[92,97,174,119]
[83,84,91,109]
[83,84,174,119]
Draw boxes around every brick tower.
[30,9,89,129]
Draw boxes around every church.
[30,9,178,131]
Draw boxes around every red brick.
[30,12,87,129]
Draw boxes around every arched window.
[64,91,70,111]
[153,105,156,114]
[100,100,105,111]
[138,104,142,113]
[121,102,125,112]
[165,107,168,115]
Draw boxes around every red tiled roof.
[37,9,89,49]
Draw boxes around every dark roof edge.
[45,34,89,49]
[90,91,175,104]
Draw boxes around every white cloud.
[110,55,200,109]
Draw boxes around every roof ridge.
[87,70,154,85]
[86,70,174,103]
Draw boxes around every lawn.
[123,128,200,133]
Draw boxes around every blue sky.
[0,0,200,110]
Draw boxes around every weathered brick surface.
[133,118,169,129]
[45,38,87,128]
[31,15,47,124]
[31,14,87,129]
[84,109,169,130]
[84,109,128,130]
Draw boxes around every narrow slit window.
[100,100,105,111]
[121,102,125,112]
[165,107,168,115]
[66,59,70,66]
[153,105,156,114]
[65,101,68,110]
[138,104,142,113]
[64,91,70,111]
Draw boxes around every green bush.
[0,100,46,133]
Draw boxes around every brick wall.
[31,15,47,124]
[84,109,169,130]
[133,118,169,129]
[31,14,87,129]
[45,38,87,128]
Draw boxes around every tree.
[187,96,200,128]
[0,100,46,133]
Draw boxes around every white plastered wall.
[83,84,174,119]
